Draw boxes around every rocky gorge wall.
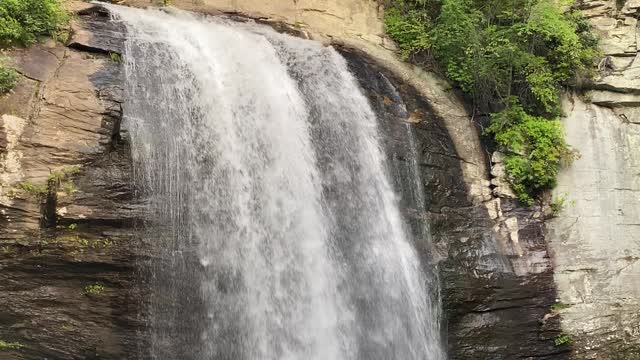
[0,5,144,358]
[0,0,636,359]
[546,1,640,358]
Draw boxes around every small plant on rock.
[18,181,47,197]
[551,302,571,312]
[550,193,574,216]
[554,333,572,346]
[109,52,122,63]
[0,62,18,95]
[83,283,105,296]
[0,340,24,350]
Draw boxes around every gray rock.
[547,96,640,359]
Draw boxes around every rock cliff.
[0,6,142,359]
[0,0,637,359]
[546,1,640,358]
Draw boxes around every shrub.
[485,99,575,204]
[384,7,432,60]
[0,0,69,48]
[384,0,598,203]
[0,0,68,95]
[0,62,17,94]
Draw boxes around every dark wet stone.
[340,47,567,360]
[68,6,125,55]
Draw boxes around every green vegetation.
[49,165,81,196]
[83,283,105,296]
[554,333,572,346]
[0,0,68,47]
[18,181,47,197]
[109,52,122,63]
[0,62,17,94]
[0,340,24,350]
[16,166,79,199]
[0,0,68,94]
[485,101,577,204]
[551,302,571,312]
[63,180,78,196]
[550,192,574,215]
[384,0,598,204]
[48,165,80,183]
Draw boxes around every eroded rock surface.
[542,1,640,359]
[342,49,566,360]
[548,97,640,359]
[0,6,142,360]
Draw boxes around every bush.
[0,0,68,47]
[384,7,432,60]
[0,62,17,94]
[485,99,576,204]
[384,0,598,203]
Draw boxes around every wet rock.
[341,48,564,360]
[68,6,125,55]
[0,5,141,360]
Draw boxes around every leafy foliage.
[0,0,68,47]
[550,192,573,215]
[0,340,24,350]
[83,283,105,296]
[0,61,17,94]
[485,100,576,204]
[551,302,571,312]
[384,0,598,203]
[384,7,432,60]
[554,333,572,346]
[0,0,68,95]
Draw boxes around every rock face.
[0,7,142,360]
[341,49,566,359]
[543,1,640,358]
[548,97,640,359]
[8,1,636,360]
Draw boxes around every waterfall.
[106,5,445,360]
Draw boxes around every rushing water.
[106,5,445,360]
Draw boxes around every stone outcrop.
[548,97,640,359]
[0,6,142,360]
[341,49,566,359]
[543,1,640,358]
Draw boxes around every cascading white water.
[106,5,445,360]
